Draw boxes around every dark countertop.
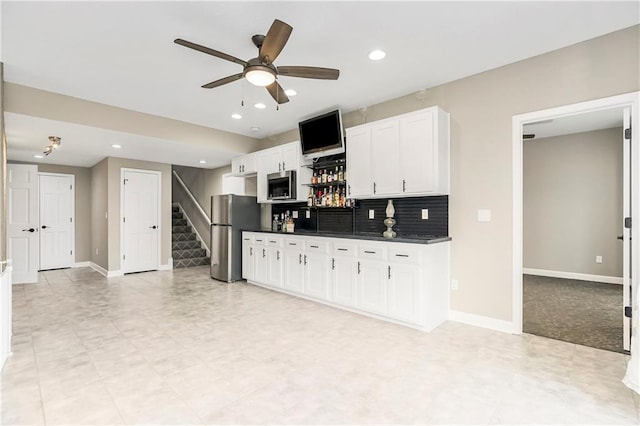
[249,229,451,245]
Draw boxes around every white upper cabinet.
[231,153,257,176]
[345,126,372,198]
[345,106,449,198]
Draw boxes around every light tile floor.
[1,266,638,425]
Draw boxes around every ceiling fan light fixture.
[245,67,276,87]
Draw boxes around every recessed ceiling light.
[254,103,266,109]
[33,154,44,159]
[251,126,261,132]
[231,113,242,119]
[285,89,297,97]
[111,144,122,149]
[199,160,207,164]
[368,49,386,60]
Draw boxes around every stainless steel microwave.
[267,171,296,201]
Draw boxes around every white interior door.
[121,169,160,274]
[39,173,74,270]
[622,108,632,351]
[7,164,39,284]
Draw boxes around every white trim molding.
[158,260,173,271]
[73,261,90,268]
[449,310,516,334]
[89,262,123,278]
[523,268,623,285]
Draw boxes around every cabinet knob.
[402,179,406,192]
[357,261,361,274]
[332,258,335,270]
[299,254,302,264]
[373,182,377,194]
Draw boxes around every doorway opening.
[513,93,640,355]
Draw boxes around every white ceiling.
[524,108,625,140]
[2,1,639,168]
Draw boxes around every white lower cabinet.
[243,232,450,332]
[303,241,330,299]
[357,259,388,315]
[387,263,421,324]
[283,238,305,293]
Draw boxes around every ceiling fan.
[175,19,340,105]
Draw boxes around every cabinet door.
[243,153,257,175]
[345,126,372,198]
[399,111,435,194]
[281,143,300,171]
[387,263,421,325]
[254,246,267,282]
[283,249,305,293]
[259,148,282,174]
[266,247,283,287]
[371,120,400,196]
[304,252,330,300]
[332,256,358,307]
[242,240,254,280]
[357,260,388,315]
[232,157,244,176]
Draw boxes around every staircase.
[172,206,210,268]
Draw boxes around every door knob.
[42,225,49,229]
[22,228,36,233]
[618,235,624,240]
[150,225,157,229]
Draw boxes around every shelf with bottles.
[304,157,346,170]
[306,184,353,209]
[303,181,347,189]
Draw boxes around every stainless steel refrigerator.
[210,195,260,282]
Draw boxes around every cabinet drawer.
[305,240,330,253]
[242,233,254,244]
[253,235,267,245]
[285,238,304,249]
[332,241,358,257]
[358,245,386,260]
[388,245,421,264]
[266,236,284,247]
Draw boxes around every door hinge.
[70,184,73,190]
[123,178,128,185]
[625,306,632,318]
[624,127,631,140]
[70,250,73,255]
[625,217,631,229]
[123,217,126,223]
[123,254,125,260]
[70,217,73,223]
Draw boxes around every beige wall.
[107,157,172,271]
[255,25,640,321]
[91,159,108,269]
[37,164,92,262]
[0,63,6,270]
[524,128,623,277]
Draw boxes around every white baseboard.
[523,268,623,285]
[158,260,173,271]
[89,262,122,278]
[73,261,90,268]
[449,310,516,334]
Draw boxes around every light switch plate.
[292,211,299,219]
[368,209,375,220]
[305,210,310,219]
[596,255,603,264]
[451,279,459,291]
[422,209,429,220]
[477,209,491,222]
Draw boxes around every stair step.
[172,206,179,213]
[174,257,210,269]
[172,225,192,234]
[172,240,202,250]
[172,232,197,242]
[172,213,184,220]
[172,248,207,259]
[172,218,188,227]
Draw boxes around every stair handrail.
[172,170,211,225]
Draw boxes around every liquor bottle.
[333,186,340,207]
[334,166,339,182]
[311,171,318,185]
[307,187,314,207]
[316,190,323,207]
[327,168,332,183]
[322,169,327,184]
[338,166,344,182]
[339,188,346,207]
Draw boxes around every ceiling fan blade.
[266,81,290,104]
[201,73,244,89]
[259,19,293,63]
[174,38,247,67]
[277,66,339,80]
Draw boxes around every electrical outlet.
[305,210,310,219]
[451,279,459,291]
[596,255,603,264]
[292,211,299,219]
[422,209,429,220]
[477,209,491,222]
[368,209,375,219]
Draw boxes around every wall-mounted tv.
[298,109,345,160]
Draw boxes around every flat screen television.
[299,109,345,159]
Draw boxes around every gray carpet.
[523,274,625,353]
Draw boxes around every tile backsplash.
[272,195,448,237]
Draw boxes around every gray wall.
[0,63,6,270]
[523,127,623,277]
[90,159,108,269]
[37,164,92,263]
[253,25,640,321]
